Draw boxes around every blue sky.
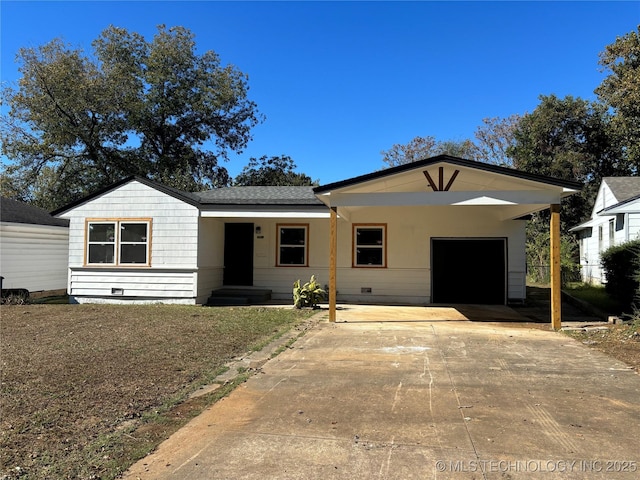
[1,1,638,185]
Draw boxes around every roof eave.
[313,155,583,194]
[51,176,202,216]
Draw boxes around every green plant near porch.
[293,275,326,309]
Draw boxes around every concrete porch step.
[206,288,272,306]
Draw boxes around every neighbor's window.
[86,219,151,266]
[353,224,386,267]
[598,225,603,252]
[277,224,308,266]
[609,219,615,246]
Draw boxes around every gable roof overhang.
[51,176,202,217]
[597,193,640,215]
[569,218,599,232]
[313,155,581,221]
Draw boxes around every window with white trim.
[354,225,386,267]
[86,220,151,266]
[598,225,604,252]
[608,219,615,246]
[277,224,308,266]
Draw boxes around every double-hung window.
[608,219,615,247]
[86,219,151,266]
[277,224,308,266]
[353,224,386,267]
[598,225,604,252]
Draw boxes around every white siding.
[58,181,200,303]
[246,206,526,304]
[0,222,69,291]
[591,181,618,217]
[629,213,640,240]
[578,228,602,284]
[196,217,225,302]
[578,218,610,284]
[68,268,196,303]
[581,212,640,284]
[578,185,640,284]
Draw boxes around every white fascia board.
[327,190,563,207]
[598,204,640,215]
[568,218,599,232]
[315,192,331,207]
[200,209,330,218]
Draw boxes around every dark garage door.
[431,238,506,304]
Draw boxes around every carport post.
[329,206,337,322]
[550,204,562,330]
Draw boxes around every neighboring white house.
[52,155,580,305]
[1,197,70,293]
[570,177,640,284]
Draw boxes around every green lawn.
[563,282,624,314]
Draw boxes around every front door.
[223,223,254,286]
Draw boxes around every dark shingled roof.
[198,186,324,205]
[1,197,69,227]
[605,177,640,203]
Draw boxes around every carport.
[313,156,581,329]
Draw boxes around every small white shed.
[1,197,69,294]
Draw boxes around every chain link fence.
[527,264,582,286]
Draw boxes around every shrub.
[635,249,640,312]
[600,239,640,312]
[0,289,29,305]
[293,275,326,309]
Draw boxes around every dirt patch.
[515,286,640,373]
[0,304,314,479]
[564,321,640,373]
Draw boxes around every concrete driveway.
[125,306,640,479]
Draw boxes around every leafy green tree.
[0,25,261,209]
[508,94,624,229]
[596,26,640,173]
[233,155,317,186]
[509,94,625,280]
[525,221,580,285]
